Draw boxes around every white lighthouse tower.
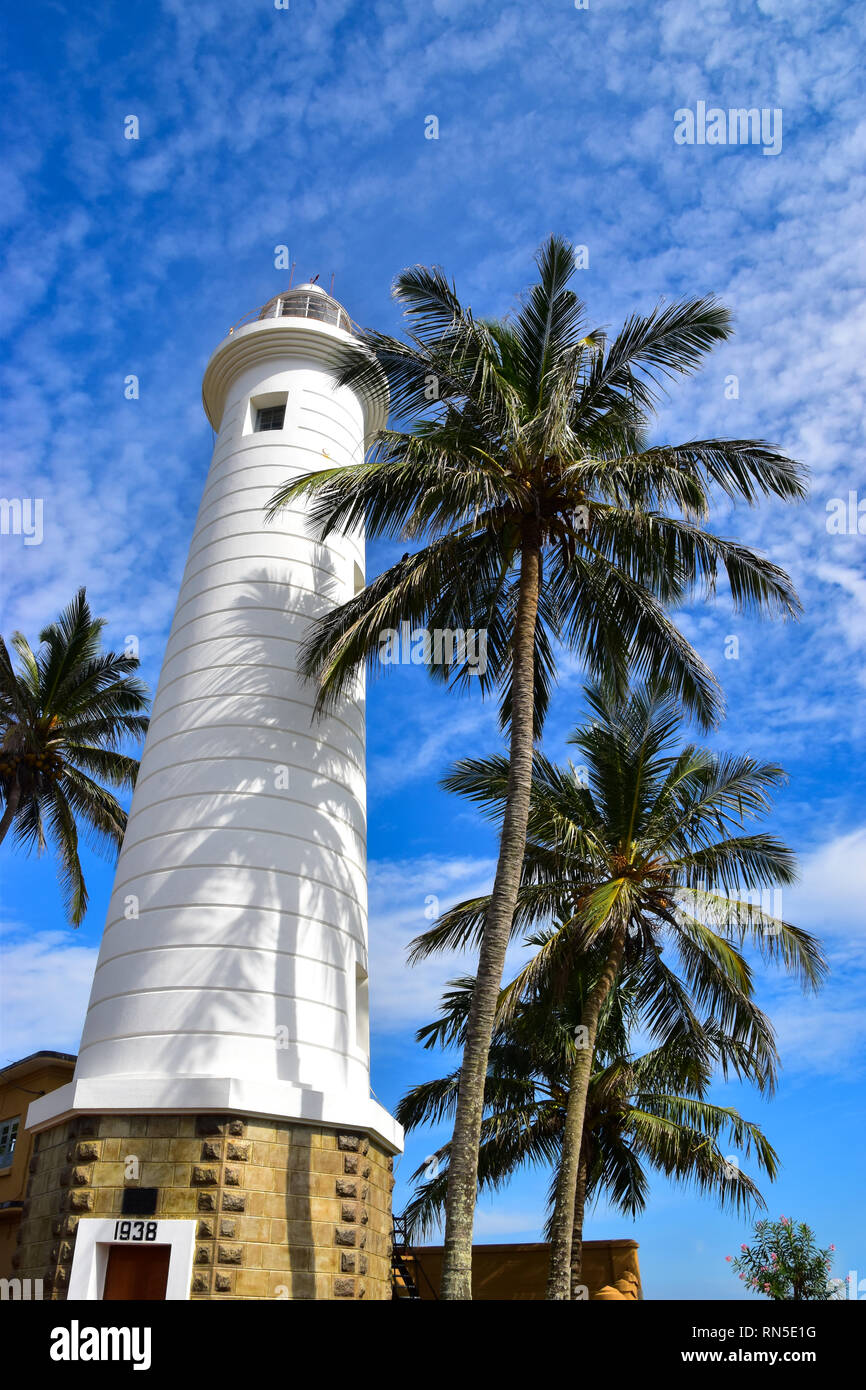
[21,285,402,1302]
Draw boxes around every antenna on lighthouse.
[288,261,296,289]
[329,272,335,296]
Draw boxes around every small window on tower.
[255,404,286,432]
[245,390,288,435]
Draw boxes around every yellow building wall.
[401,1239,641,1300]
[0,1054,75,1281]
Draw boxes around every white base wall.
[26,1076,402,1153]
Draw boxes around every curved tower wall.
[29,304,399,1151]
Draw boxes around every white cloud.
[368,853,497,1032]
[0,926,96,1066]
[752,827,866,1078]
[369,699,496,796]
[789,826,866,940]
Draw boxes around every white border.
[67,1218,196,1301]
[26,1080,403,1154]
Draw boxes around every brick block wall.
[15,1114,395,1300]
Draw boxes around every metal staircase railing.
[391,1214,438,1300]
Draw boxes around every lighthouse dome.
[257,283,353,334]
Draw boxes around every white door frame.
[67,1218,196,1300]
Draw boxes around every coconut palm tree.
[398,973,779,1298]
[0,588,149,925]
[412,684,825,1297]
[267,236,807,1296]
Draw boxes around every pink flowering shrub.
[728,1217,843,1301]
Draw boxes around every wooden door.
[103,1244,171,1300]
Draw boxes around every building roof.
[0,1051,76,1086]
[410,1239,639,1253]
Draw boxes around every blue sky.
[1,0,864,1299]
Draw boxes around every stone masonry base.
[14,1113,395,1300]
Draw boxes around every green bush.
[728,1216,844,1300]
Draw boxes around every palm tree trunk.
[546,921,626,1300]
[0,781,20,845]
[439,527,542,1301]
[570,1152,587,1299]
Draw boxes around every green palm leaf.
[0,588,150,925]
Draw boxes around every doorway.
[102,1244,171,1300]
